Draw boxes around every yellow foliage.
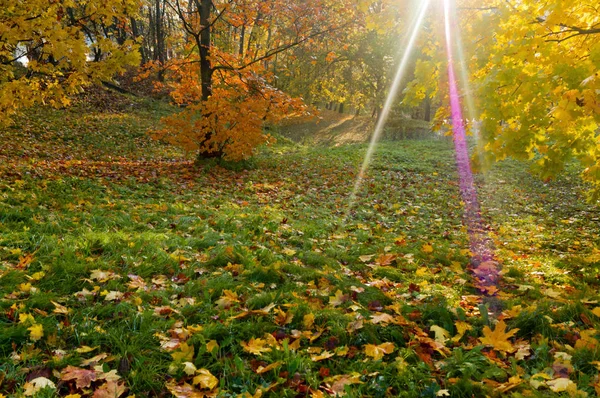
[27,323,44,341]
[0,0,140,125]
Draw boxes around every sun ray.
[345,0,432,218]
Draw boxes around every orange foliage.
[151,59,309,161]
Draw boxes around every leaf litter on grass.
[0,102,600,397]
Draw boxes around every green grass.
[0,91,599,397]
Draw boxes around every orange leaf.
[479,320,519,353]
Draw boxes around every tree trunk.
[424,97,431,122]
[155,0,166,81]
[338,102,344,114]
[130,18,147,64]
[199,0,212,102]
[238,25,246,57]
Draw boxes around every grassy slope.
[0,92,599,397]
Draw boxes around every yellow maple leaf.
[182,362,197,376]
[171,342,194,362]
[546,378,575,393]
[28,324,44,341]
[479,320,519,353]
[215,289,239,309]
[422,244,434,253]
[19,313,35,325]
[193,368,218,390]
[311,350,335,361]
[591,307,600,317]
[303,313,315,329]
[452,321,472,342]
[241,338,272,356]
[575,329,598,350]
[329,290,347,307]
[255,361,283,374]
[430,325,450,345]
[364,342,395,361]
[206,340,219,354]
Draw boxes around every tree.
[0,0,141,125]
[150,0,360,160]
[452,0,600,197]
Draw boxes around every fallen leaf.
[327,373,362,396]
[375,254,396,266]
[452,321,472,342]
[76,345,98,353]
[183,362,197,376]
[329,290,347,307]
[303,313,315,329]
[28,324,44,341]
[165,381,205,398]
[80,353,108,367]
[364,342,395,361]
[358,255,374,263]
[430,325,450,345]
[93,380,127,398]
[171,342,194,362]
[282,248,296,256]
[215,290,239,309]
[51,301,70,315]
[311,350,335,361]
[479,320,519,353]
[104,291,124,301]
[255,361,283,374]
[370,313,394,325]
[546,378,574,393]
[61,366,97,388]
[422,244,434,253]
[23,377,56,396]
[241,338,272,356]
[193,369,218,390]
[206,340,219,354]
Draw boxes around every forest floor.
[1,89,600,398]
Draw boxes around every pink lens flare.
[443,0,499,291]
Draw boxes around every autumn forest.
[1,0,600,397]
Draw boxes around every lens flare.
[346,0,431,216]
[443,0,498,288]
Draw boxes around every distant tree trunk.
[424,97,431,122]
[152,0,167,80]
[338,102,345,114]
[238,25,246,57]
[130,18,147,64]
[199,0,212,102]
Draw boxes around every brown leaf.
[93,381,127,398]
[61,366,97,389]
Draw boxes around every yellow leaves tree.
[452,0,600,197]
[0,0,140,125]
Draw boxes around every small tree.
[150,0,356,160]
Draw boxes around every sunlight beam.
[346,0,432,216]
